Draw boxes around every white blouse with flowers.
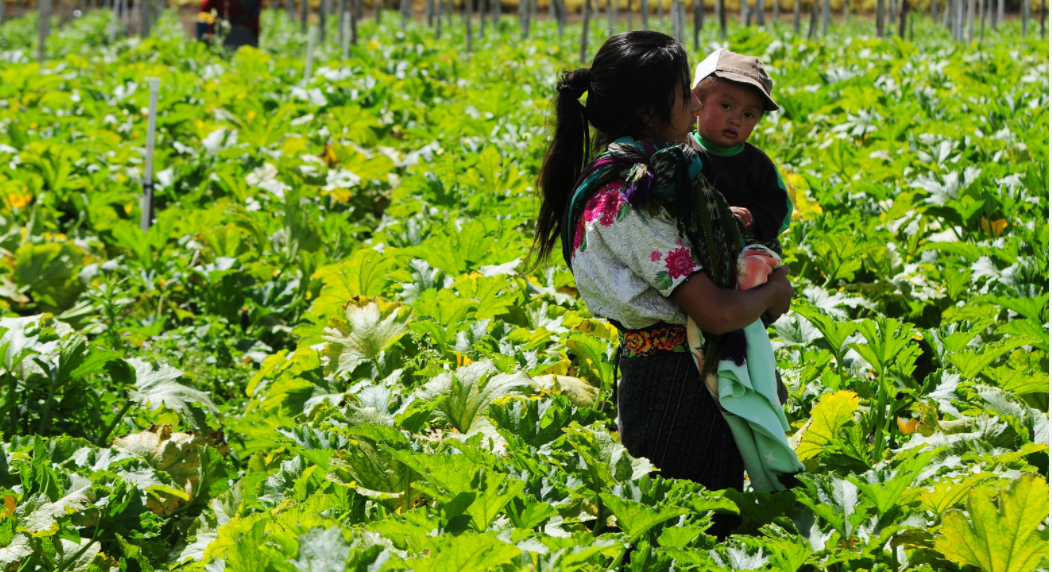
[571,180,704,331]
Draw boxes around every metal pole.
[821,0,829,33]
[641,0,649,27]
[876,0,884,35]
[792,0,800,33]
[141,78,159,231]
[758,0,766,24]
[807,0,818,35]
[301,0,308,33]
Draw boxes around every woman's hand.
[730,206,753,228]
[671,267,794,335]
[763,266,794,323]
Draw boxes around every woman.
[531,31,794,536]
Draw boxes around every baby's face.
[694,79,766,148]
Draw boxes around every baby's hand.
[730,206,753,228]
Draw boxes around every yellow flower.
[980,216,1008,238]
[327,188,352,203]
[455,353,474,368]
[7,192,32,209]
[897,417,919,434]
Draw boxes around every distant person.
[689,49,793,255]
[197,0,262,49]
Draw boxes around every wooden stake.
[466,0,472,52]
[581,0,590,63]
[718,0,726,36]
[876,0,884,35]
[1022,0,1029,36]
[792,0,800,33]
[140,0,150,36]
[658,0,663,26]
[979,0,985,39]
[821,0,829,33]
[641,0,649,27]
[628,0,633,29]
[436,0,442,36]
[39,0,51,63]
[740,0,747,25]
[967,0,974,41]
[758,0,766,25]
[807,0,818,36]
[141,78,159,231]
[301,0,308,33]
[775,0,781,25]
[995,0,1001,28]
[899,0,907,37]
[1040,0,1045,38]
[694,0,702,46]
[304,27,315,83]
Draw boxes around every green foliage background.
[0,6,1047,572]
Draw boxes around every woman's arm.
[671,267,794,335]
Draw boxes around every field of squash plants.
[0,6,1047,571]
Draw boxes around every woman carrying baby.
[530,31,796,538]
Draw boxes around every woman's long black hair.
[530,30,693,267]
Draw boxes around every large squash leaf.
[934,474,1049,572]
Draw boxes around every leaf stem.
[872,371,888,463]
[6,371,18,438]
[37,366,58,436]
[97,400,134,447]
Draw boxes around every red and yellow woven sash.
[618,323,690,358]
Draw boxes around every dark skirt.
[616,351,744,537]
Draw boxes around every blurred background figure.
[196,0,262,49]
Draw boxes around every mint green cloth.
[716,319,804,492]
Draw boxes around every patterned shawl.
[562,137,747,375]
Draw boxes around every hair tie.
[556,67,591,100]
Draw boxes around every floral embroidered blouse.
[571,180,704,331]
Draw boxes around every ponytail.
[530,67,592,268]
[529,31,691,269]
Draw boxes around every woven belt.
[618,323,690,358]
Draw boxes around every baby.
[688,49,792,255]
